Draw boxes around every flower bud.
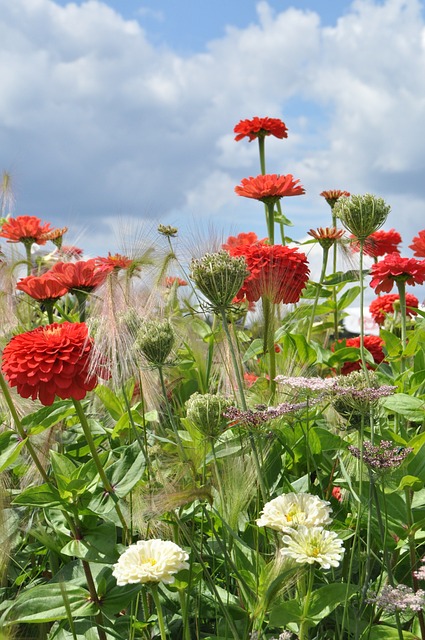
[190,251,248,312]
[186,392,232,438]
[334,194,390,241]
[136,318,175,366]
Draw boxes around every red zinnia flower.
[370,253,425,294]
[235,174,305,203]
[369,293,419,325]
[244,372,258,387]
[164,277,188,287]
[350,229,402,257]
[1,322,104,405]
[16,273,68,302]
[336,335,385,375]
[50,259,109,293]
[234,117,288,142]
[0,216,52,246]
[228,243,309,304]
[409,230,425,258]
[320,190,350,207]
[96,253,133,271]
[222,232,267,251]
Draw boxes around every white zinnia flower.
[281,526,344,569]
[112,539,189,586]
[256,492,332,532]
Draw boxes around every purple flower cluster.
[368,584,425,612]
[414,557,425,581]
[348,441,412,470]
[224,400,315,427]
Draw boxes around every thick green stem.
[72,399,128,534]
[0,373,50,483]
[82,560,107,640]
[307,245,330,342]
[358,240,371,386]
[178,589,191,640]
[262,296,276,401]
[150,583,168,640]
[331,208,339,339]
[299,566,314,640]
[396,279,407,376]
[266,201,275,245]
[24,242,33,276]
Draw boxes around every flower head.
[368,584,425,613]
[158,224,178,237]
[50,259,109,293]
[334,194,390,240]
[409,230,425,258]
[334,335,385,375]
[235,174,305,204]
[257,492,332,532]
[369,292,419,325]
[222,232,267,251]
[227,243,309,304]
[348,440,412,470]
[1,322,104,405]
[186,392,232,438]
[112,539,189,586]
[350,229,402,258]
[136,318,175,366]
[164,276,188,288]
[308,227,345,249]
[320,190,351,209]
[234,117,288,142]
[0,215,53,246]
[96,253,133,272]
[38,226,68,248]
[190,251,249,312]
[16,273,68,302]
[281,526,344,569]
[370,253,425,294]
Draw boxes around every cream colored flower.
[256,492,332,532]
[112,539,189,586]
[281,526,344,569]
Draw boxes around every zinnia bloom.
[336,335,385,375]
[0,215,52,246]
[320,190,351,208]
[112,539,189,586]
[234,116,288,142]
[235,174,305,204]
[409,230,425,258]
[350,229,402,257]
[222,232,267,251]
[308,227,345,249]
[96,253,133,271]
[50,259,109,293]
[16,273,68,302]
[227,243,309,304]
[281,526,344,569]
[164,276,188,287]
[38,226,68,248]
[369,292,419,325]
[370,253,425,294]
[257,492,332,532]
[2,322,102,405]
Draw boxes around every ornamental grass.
[1,116,425,640]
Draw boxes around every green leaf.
[380,329,402,358]
[4,583,97,623]
[94,385,124,420]
[360,625,418,639]
[337,286,361,310]
[269,598,303,625]
[21,401,74,435]
[12,483,63,508]
[0,431,27,473]
[381,394,425,422]
[397,475,423,492]
[105,441,145,498]
[308,583,358,623]
[61,523,117,563]
[242,339,264,363]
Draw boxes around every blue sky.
[1,0,425,295]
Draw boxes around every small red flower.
[222,232,267,251]
[350,229,402,257]
[409,230,425,258]
[0,216,52,246]
[96,253,133,271]
[16,273,68,302]
[369,293,419,325]
[164,277,188,287]
[51,259,109,293]
[336,335,386,375]
[320,190,350,207]
[228,243,309,304]
[235,174,305,203]
[1,322,105,405]
[331,487,343,502]
[244,372,258,387]
[234,117,288,142]
[370,253,425,294]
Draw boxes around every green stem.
[0,373,50,483]
[157,366,188,463]
[178,589,191,640]
[307,245,329,342]
[82,560,107,640]
[299,566,314,640]
[44,301,54,324]
[150,583,168,640]
[396,279,407,377]
[72,399,128,535]
[331,207,339,339]
[276,200,286,246]
[358,240,371,386]
[24,242,33,276]
[266,201,275,245]
[262,296,276,401]
[405,488,425,639]
[258,136,266,175]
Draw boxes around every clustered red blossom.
[1,322,105,405]
[350,229,402,257]
[369,292,419,325]
[235,174,305,203]
[0,215,53,245]
[336,335,386,375]
[370,253,425,294]
[50,259,110,293]
[234,117,288,142]
[409,230,425,258]
[226,243,310,304]
[222,232,267,251]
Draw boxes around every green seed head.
[190,251,248,312]
[186,392,232,438]
[334,194,390,241]
[136,318,175,366]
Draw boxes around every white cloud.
[0,0,424,281]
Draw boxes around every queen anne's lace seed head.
[186,392,232,438]
[112,539,189,586]
[281,526,344,569]
[257,492,332,532]
[334,194,390,240]
[136,319,175,366]
[190,251,249,313]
